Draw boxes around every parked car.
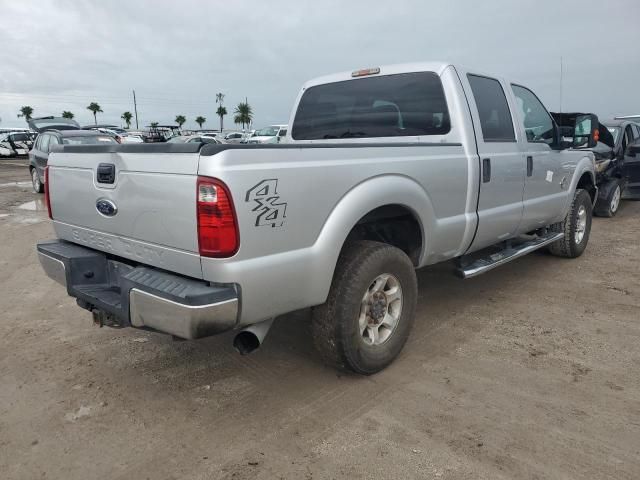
[28,117,117,193]
[0,131,37,156]
[142,125,181,143]
[91,127,144,144]
[247,125,287,144]
[223,132,245,143]
[593,119,640,214]
[623,139,640,199]
[167,135,222,144]
[37,62,597,374]
[82,124,128,135]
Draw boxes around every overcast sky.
[1,0,638,130]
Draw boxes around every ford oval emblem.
[96,198,118,217]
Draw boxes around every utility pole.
[132,89,139,129]
[559,57,563,114]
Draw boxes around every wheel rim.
[32,170,40,191]
[575,205,587,244]
[358,273,403,346]
[610,186,621,213]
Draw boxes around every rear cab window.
[291,71,451,140]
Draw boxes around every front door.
[510,84,566,231]
[462,73,525,251]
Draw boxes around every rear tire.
[31,168,44,194]
[548,188,592,258]
[312,241,417,375]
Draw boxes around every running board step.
[456,232,564,279]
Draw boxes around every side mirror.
[572,114,597,149]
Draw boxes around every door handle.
[526,156,533,177]
[482,158,491,183]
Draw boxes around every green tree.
[62,111,74,119]
[121,111,133,128]
[216,106,227,132]
[195,116,206,129]
[17,106,34,122]
[150,122,159,128]
[175,115,186,128]
[86,102,103,125]
[233,101,253,130]
[216,93,226,132]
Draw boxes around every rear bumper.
[37,240,239,339]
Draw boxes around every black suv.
[592,119,640,215]
[28,117,116,193]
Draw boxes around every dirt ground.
[1,158,639,480]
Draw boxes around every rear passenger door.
[510,85,566,231]
[463,73,525,250]
[34,134,50,177]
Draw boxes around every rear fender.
[309,175,435,300]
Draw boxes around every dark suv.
[28,117,116,193]
[592,119,640,215]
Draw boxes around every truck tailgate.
[47,146,203,279]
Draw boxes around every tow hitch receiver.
[91,308,124,329]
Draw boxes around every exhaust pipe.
[233,318,274,355]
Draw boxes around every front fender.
[562,154,596,215]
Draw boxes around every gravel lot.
[1,158,639,479]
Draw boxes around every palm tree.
[17,106,34,122]
[233,101,253,130]
[62,111,74,119]
[150,122,159,128]
[87,102,103,125]
[175,115,186,128]
[195,116,206,129]
[121,111,133,128]
[216,93,226,132]
[216,106,227,132]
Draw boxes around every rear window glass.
[467,74,516,142]
[11,133,31,142]
[62,135,117,145]
[291,72,451,140]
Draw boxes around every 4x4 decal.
[245,179,287,227]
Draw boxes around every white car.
[247,125,287,144]
[167,135,222,145]
[223,132,245,143]
[91,128,143,144]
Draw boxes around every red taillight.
[44,166,52,219]
[197,176,239,257]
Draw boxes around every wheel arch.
[309,174,435,304]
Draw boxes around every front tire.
[311,241,417,375]
[548,188,592,258]
[31,168,44,194]
[594,181,621,218]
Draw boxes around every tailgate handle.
[97,163,116,184]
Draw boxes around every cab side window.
[48,136,59,151]
[622,126,634,152]
[467,74,515,142]
[40,134,50,153]
[511,85,555,145]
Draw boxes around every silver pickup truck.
[37,62,597,374]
